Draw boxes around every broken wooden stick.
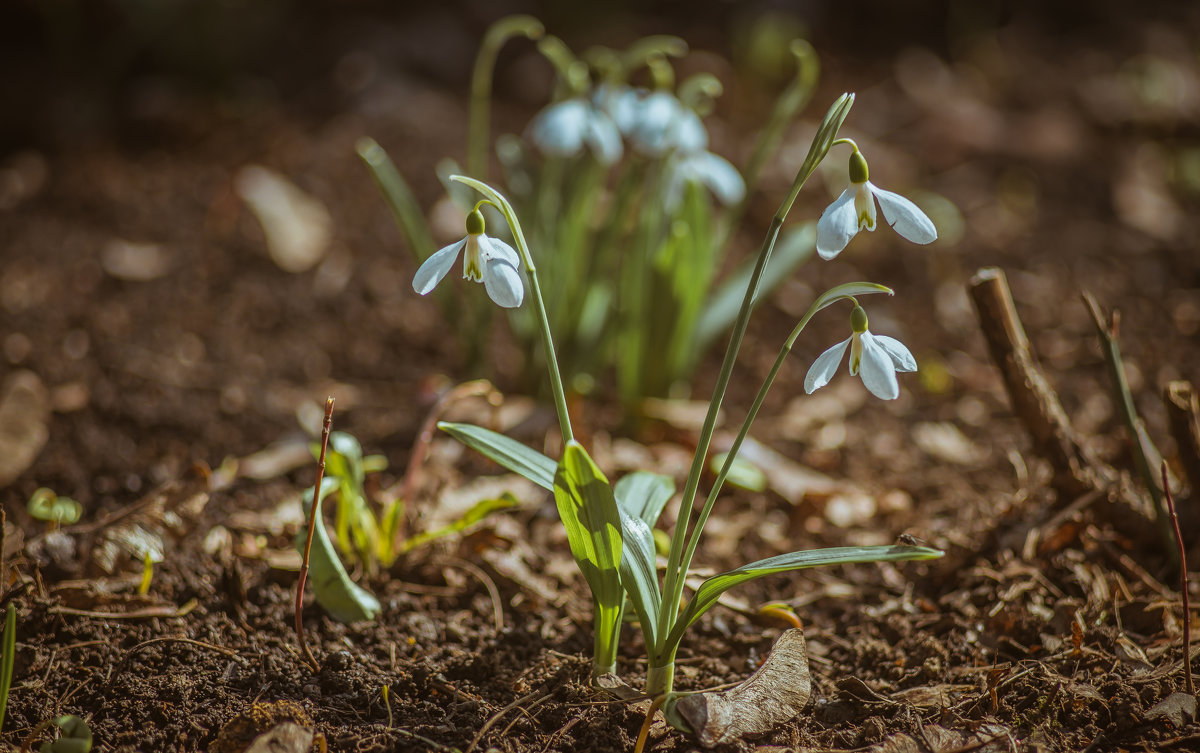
[968,268,1106,496]
[968,268,1156,539]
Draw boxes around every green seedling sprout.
[422,91,945,732]
[25,714,92,753]
[1,604,15,737]
[27,488,82,528]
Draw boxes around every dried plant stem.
[1082,292,1175,563]
[1163,462,1193,695]
[296,397,335,672]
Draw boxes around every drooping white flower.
[665,150,746,208]
[592,83,642,135]
[660,103,746,208]
[804,305,916,400]
[816,149,937,260]
[412,208,524,308]
[528,98,622,165]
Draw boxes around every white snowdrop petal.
[858,337,901,400]
[631,92,681,155]
[869,334,918,372]
[694,152,745,205]
[816,187,860,260]
[586,114,624,165]
[530,100,587,157]
[804,338,851,394]
[412,238,466,295]
[483,258,525,308]
[478,235,520,268]
[871,186,938,245]
[674,110,708,153]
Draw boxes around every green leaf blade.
[668,544,943,647]
[618,512,663,659]
[438,421,557,491]
[613,471,675,527]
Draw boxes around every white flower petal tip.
[816,187,860,260]
[805,330,916,400]
[871,187,938,245]
[412,238,467,295]
[804,337,851,394]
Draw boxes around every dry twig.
[296,396,335,672]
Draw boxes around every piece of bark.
[1165,381,1200,495]
[671,629,811,747]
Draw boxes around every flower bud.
[465,208,486,236]
[848,149,869,184]
[850,305,869,333]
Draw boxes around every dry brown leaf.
[672,628,812,747]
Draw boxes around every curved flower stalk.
[804,304,917,400]
[816,142,937,260]
[412,204,524,308]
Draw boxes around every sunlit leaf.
[618,512,662,658]
[438,421,557,491]
[400,494,520,553]
[667,545,942,647]
[614,471,675,527]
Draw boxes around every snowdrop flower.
[660,105,745,208]
[528,98,622,165]
[804,305,916,400]
[592,83,642,135]
[628,91,696,156]
[816,147,937,260]
[412,206,524,308]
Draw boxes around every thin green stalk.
[452,176,574,444]
[468,16,544,179]
[679,291,885,585]
[657,93,855,648]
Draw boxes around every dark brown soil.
[3,2,1200,752]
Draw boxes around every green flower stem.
[678,294,863,584]
[453,176,574,444]
[468,15,544,179]
[658,93,855,650]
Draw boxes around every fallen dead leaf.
[671,628,812,748]
[0,369,49,487]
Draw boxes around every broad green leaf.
[696,222,816,351]
[614,472,675,527]
[667,545,943,648]
[438,421,557,491]
[400,494,520,553]
[296,478,381,623]
[618,512,663,660]
[553,441,625,670]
